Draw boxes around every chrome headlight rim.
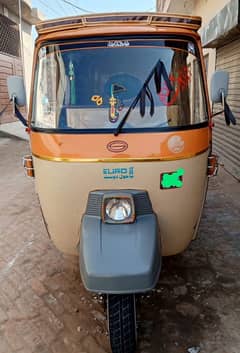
[102,194,135,224]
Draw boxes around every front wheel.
[107,294,137,353]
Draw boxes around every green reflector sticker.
[160,168,185,189]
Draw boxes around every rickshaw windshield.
[32,37,208,132]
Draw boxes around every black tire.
[107,294,137,353]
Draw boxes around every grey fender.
[79,213,161,294]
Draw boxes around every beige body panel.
[33,150,208,257]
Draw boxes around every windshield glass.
[32,37,207,131]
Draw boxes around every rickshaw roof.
[35,12,202,36]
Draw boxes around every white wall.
[21,20,34,106]
[157,0,195,14]
[156,0,231,97]
[191,0,230,93]
[193,0,230,26]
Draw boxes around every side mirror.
[6,75,28,127]
[7,75,26,107]
[211,70,236,126]
[210,70,229,104]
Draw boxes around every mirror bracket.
[212,109,224,118]
[12,96,28,127]
[12,94,17,115]
[221,91,225,110]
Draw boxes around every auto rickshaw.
[7,12,236,353]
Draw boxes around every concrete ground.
[0,133,239,353]
[0,122,29,141]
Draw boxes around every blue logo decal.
[103,167,134,180]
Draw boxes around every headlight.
[103,195,135,224]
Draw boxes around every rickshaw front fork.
[79,190,161,294]
[79,190,161,353]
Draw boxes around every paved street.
[0,133,239,353]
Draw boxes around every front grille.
[85,193,103,217]
[134,192,153,215]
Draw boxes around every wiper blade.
[114,60,173,136]
[145,86,154,116]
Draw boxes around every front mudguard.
[79,213,161,294]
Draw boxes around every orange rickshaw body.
[29,13,212,256]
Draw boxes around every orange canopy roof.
[36,12,202,36]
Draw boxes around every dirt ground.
[0,133,239,353]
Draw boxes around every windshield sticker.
[107,40,130,48]
[188,42,195,55]
[109,83,121,122]
[91,95,103,106]
[109,95,118,122]
[103,167,134,180]
[69,60,76,105]
[159,66,191,106]
[167,135,185,153]
[38,47,46,59]
[160,168,185,189]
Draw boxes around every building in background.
[0,0,43,124]
[157,0,240,179]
